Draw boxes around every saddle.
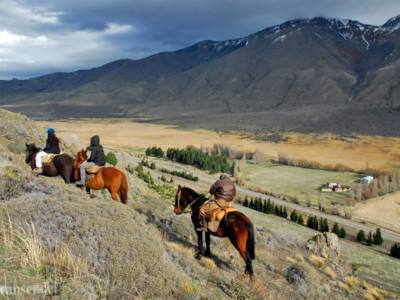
[86,163,112,174]
[205,207,237,232]
[86,165,103,174]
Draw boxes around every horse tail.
[246,221,255,260]
[119,172,129,204]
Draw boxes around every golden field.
[37,119,400,171]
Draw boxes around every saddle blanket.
[41,154,57,165]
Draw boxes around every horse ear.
[177,184,181,190]
[26,143,28,147]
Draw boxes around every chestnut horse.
[174,186,255,276]
[74,149,128,204]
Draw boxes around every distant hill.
[2,16,400,135]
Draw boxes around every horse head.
[75,149,87,165]
[25,143,40,166]
[73,149,88,181]
[174,185,201,214]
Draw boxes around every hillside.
[2,17,400,135]
[0,108,399,299]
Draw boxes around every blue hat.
[47,128,55,134]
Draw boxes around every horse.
[74,149,128,204]
[174,186,255,276]
[25,143,74,184]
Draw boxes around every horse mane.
[181,186,200,198]
[27,143,41,153]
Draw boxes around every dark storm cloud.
[1,0,399,79]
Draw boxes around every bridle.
[176,188,204,213]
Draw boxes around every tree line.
[145,146,231,174]
[240,196,347,237]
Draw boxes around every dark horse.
[25,143,74,184]
[174,185,255,276]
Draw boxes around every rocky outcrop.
[306,232,340,259]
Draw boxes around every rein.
[178,192,205,213]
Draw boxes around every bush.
[390,243,400,259]
[297,214,304,225]
[106,152,118,166]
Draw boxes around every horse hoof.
[205,251,212,258]
[195,252,202,260]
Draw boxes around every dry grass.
[308,254,326,268]
[0,214,90,281]
[200,257,216,270]
[322,266,336,279]
[37,119,400,171]
[352,192,400,233]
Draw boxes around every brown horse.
[174,186,255,276]
[74,149,129,204]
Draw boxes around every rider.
[34,128,61,174]
[75,135,106,187]
[199,174,236,231]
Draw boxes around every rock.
[305,232,340,259]
[60,133,83,155]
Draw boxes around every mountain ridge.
[2,15,400,135]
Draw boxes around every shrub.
[126,164,135,174]
[160,168,198,181]
[390,243,400,259]
[106,152,118,166]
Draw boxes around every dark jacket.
[209,176,236,202]
[43,133,60,154]
[87,135,106,166]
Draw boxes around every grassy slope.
[0,109,399,299]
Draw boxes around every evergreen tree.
[356,230,366,243]
[390,243,400,259]
[373,228,383,245]
[338,227,346,238]
[290,210,298,222]
[332,223,340,235]
[243,197,249,207]
[319,217,324,232]
[323,218,329,232]
[282,207,288,219]
[262,199,267,213]
[297,214,304,225]
[249,199,254,209]
[366,232,373,246]
[313,216,319,230]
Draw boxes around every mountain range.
[2,16,400,135]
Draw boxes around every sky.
[0,0,399,79]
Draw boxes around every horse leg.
[205,232,211,257]
[229,231,253,276]
[195,231,204,259]
[109,188,120,202]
